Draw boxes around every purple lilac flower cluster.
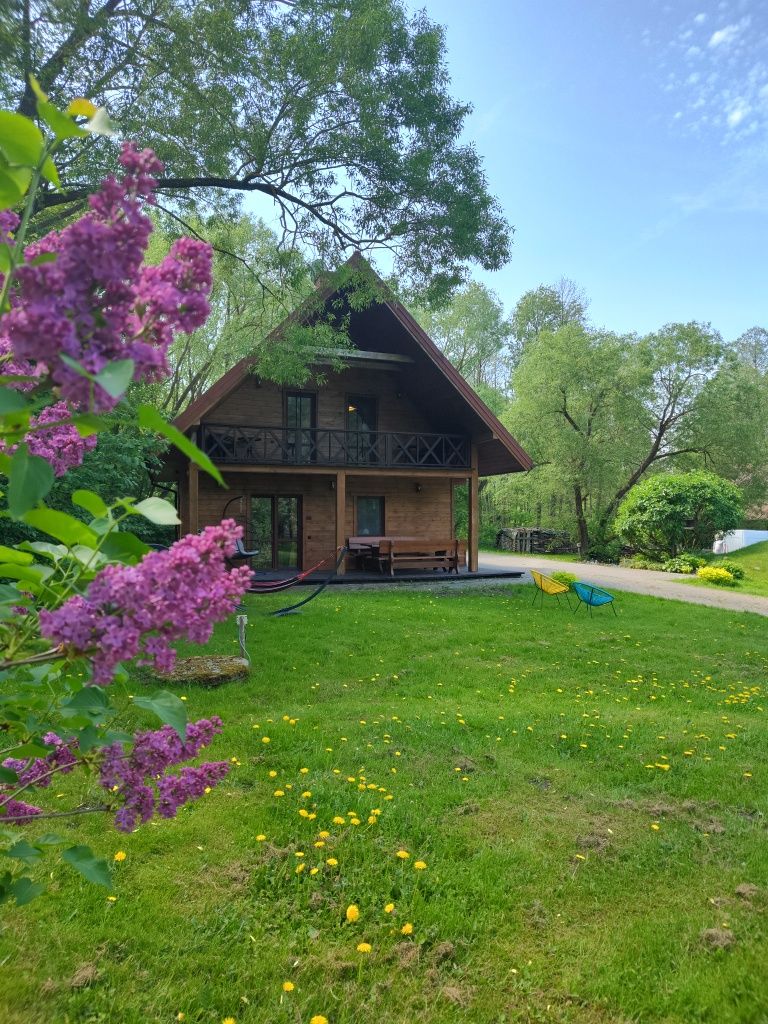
[2,143,212,411]
[0,401,98,476]
[0,732,78,823]
[39,520,252,684]
[99,717,229,831]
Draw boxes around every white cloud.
[686,45,702,58]
[708,22,745,48]
[694,12,707,24]
[727,105,749,127]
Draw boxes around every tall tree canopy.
[495,321,731,554]
[2,0,511,300]
[412,281,513,393]
[510,278,587,355]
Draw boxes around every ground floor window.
[356,496,384,536]
[249,495,301,569]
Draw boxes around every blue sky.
[412,0,767,340]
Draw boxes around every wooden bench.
[378,538,461,576]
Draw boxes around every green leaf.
[12,876,45,905]
[41,156,60,189]
[132,689,187,740]
[100,530,150,563]
[0,544,33,565]
[0,388,28,414]
[72,489,109,518]
[94,359,134,399]
[74,724,101,753]
[0,766,18,783]
[0,111,44,167]
[133,496,180,526]
[71,414,104,438]
[23,508,98,547]
[18,541,68,562]
[138,404,224,486]
[36,100,88,141]
[62,846,112,889]
[0,582,21,603]
[0,167,23,207]
[3,840,43,866]
[27,251,57,266]
[62,686,110,721]
[0,563,52,584]
[35,833,66,846]
[7,450,54,518]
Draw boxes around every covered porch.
[181,461,483,575]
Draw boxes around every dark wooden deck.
[247,567,525,588]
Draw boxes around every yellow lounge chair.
[530,569,572,610]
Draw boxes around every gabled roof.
[174,254,532,476]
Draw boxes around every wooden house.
[170,256,532,575]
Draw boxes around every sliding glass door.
[249,495,301,570]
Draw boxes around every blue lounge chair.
[572,581,617,616]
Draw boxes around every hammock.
[270,546,349,617]
[246,546,347,596]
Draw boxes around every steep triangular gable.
[174,255,532,475]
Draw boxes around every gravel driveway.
[478,552,768,617]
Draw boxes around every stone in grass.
[161,655,250,687]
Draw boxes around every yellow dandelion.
[282,981,295,992]
[295,863,305,874]
[332,816,345,825]
[310,867,320,876]
[294,851,305,858]
[326,857,338,867]
[262,737,270,744]
[300,767,309,774]
[651,823,661,831]
[396,849,410,860]
[318,830,330,838]
[346,904,360,922]
[113,851,127,862]
[414,861,427,870]
[367,816,377,825]
[302,791,312,798]
[350,818,361,826]
[314,841,326,848]
[222,1018,236,1024]
[356,942,372,954]
[310,1016,329,1024]
[401,922,413,935]
[268,770,278,778]
[384,902,395,913]
[273,789,285,797]
[256,834,266,842]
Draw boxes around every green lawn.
[1,584,766,1024]
[689,541,768,598]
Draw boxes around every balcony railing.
[199,424,471,470]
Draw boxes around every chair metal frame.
[530,569,572,610]
[571,581,618,616]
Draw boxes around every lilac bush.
[0,97,250,903]
[40,521,253,684]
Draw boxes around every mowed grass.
[1,584,767,1024]
[690,541,768,598]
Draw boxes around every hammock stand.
[248,546,349,616]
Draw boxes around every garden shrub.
[712,559,745,580]
[626,555,664,570]
[696,566,736,587]
[550,571,577,590]
[614,472,743,558]
[662,554,707,574]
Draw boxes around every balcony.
[199,423,471,470]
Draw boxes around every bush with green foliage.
[624,555,664,570]
[549,571,577,590]
[661,554,707,574]
[712,558,745,580]
[696,566,736,587]
[614,472,743,558]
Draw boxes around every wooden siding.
[200,368,436,436]
[196,469,455,571]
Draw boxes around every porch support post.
[188,462,199,535]
[468,445,479,572]
[335,470,346,575]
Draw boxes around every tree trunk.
[574,485,590,554]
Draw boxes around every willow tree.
[3,0,511,301]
